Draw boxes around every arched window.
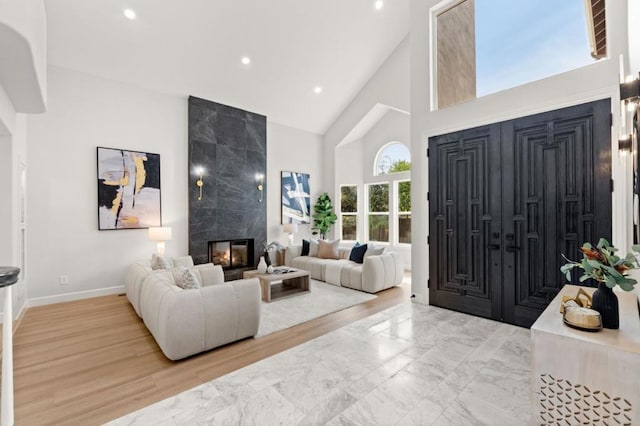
[364,142,412,244]
[374,142,411,176]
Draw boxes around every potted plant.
[560,238,640,329]
[311,192,337,240]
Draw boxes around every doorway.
[428,99,612,327]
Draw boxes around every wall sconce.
[621,72,640,111]
[195,167,204,201]
[619,135,633,156]
[256,173,264,202]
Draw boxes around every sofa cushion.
[318,239,340,259]
[309,239,319,257]
[340,263,364,291]
[172,256,195,268]
[364,245,384,258]
[324,259,353,286]
[151,253,170,270]
[195,263,225,286]
[301,239,310,256]
[349,243,368,264]
[172,267,202,289]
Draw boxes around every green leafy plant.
[560,238,640,291]
[311,192,337,240]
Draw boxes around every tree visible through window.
[368,184,389,242]
[398,181,411,244]
[340,185,357,241]
[375,143,411,176]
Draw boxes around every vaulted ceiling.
[45,0,410,134]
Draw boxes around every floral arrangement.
[560,238,640,291]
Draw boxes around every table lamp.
[148,227,172,256]
[283,223,298,246]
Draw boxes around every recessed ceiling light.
[374,0,384,11]
[123,8,137,20]
[314,86,323,94]
[241,56,251,65]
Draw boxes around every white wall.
[25,66,325,303]
[323,37,410,199]
[26,66,187,303]
[0,136,12,265]
[0,0,47,112]
[361,110,411,268]
[9,116,28,316]
[0,100,29,321]
[266,122,324,248]
[410,0,630,304]
[629,0,640,74]
[362,111,411,179]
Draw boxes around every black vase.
[263,250,271,267]
[591,282,619,329]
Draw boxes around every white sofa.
[124,256,261,360]
[284,245,403,293]
[139,270,261,360]
[124,256,224,318]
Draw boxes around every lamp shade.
[148,227,172,241]
[283,223,298,234]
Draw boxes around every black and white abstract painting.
[281,171,310,224]
[97,147,161,230]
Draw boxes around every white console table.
[531,285,640,425]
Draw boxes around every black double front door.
[428,99,612,327]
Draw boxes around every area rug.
[256,279,376,338]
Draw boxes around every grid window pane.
[341,186,357,213]
[342,216,357,240]
[368,184,389,212]
[369,215,389,242]
[398,181,411,212]
[399,214,411,244]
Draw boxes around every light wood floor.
[12,282,410,425]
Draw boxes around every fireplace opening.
[208,239,254,270]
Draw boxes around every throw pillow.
[364,245,385,258]
[301,239,310,256]
[171,256,194,268]
[172,267,202,290]
[349,243,368,264]
[318,239,341,260]
[309,239,320,257]
[150,253,170,270]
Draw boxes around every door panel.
[429,124,502,320]
[502,99,612,327]
[429,99,612,327]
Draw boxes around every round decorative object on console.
[267,265,274,274]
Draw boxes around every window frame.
[339,184,359,242]
[395,179,412,245]
[366,182,390,244]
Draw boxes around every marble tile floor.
[111,301,531,425]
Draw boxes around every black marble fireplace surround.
[188,96,267,278]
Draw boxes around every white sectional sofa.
[284,245,403,293]
[125,255,205,318]
[124,256,261,360]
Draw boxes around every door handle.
[505,245,520,252]
[487,244,500,250]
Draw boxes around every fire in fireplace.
[208,239,254,270]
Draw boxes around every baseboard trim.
[27,286,125,308]
[13,300,27,331]
[412,292,428,305]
